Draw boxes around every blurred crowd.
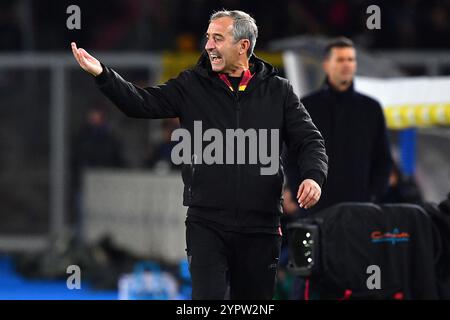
[1,0,450,52]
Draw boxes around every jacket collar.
[218,69,254,92]
[193,51,278,83]
[322,77,355,99]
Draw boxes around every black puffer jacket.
[94,52,328,228]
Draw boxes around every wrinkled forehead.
[207,17,234,37]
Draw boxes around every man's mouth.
[209,53,223,64]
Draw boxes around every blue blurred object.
[118,261,178,300]
[399,128,416,177]
[177,258,192,299]
[178,258,190,282]
[0,255,118,300]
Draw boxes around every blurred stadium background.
[0,0,449,299]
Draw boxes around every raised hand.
[71,42,103,76]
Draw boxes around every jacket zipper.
[214,78,245,221]
[189,154,197,199]
[235,92,241,223]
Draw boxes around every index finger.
[297,182,305,199]
[71,42,80,62]
[71,42,77,54]
[298,185,311,205]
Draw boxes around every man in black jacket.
[285,37,392,216]
[71,10,328,300]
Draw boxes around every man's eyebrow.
[205,32,224,38]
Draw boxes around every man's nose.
[342,62,352,68]
[205,38,215,51]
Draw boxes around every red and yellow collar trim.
[218,69,254,92]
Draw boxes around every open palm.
[71,42,103,76]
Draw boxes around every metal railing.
[0,52,162,251]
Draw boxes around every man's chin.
[211,64,225,72]
[341,75,354,83]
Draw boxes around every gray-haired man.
[72,10,328,299]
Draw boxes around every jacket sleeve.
[370,102,393,200]
[282,82,328,188]
[94,63,185,119]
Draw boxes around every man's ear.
[240,39,250,55]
